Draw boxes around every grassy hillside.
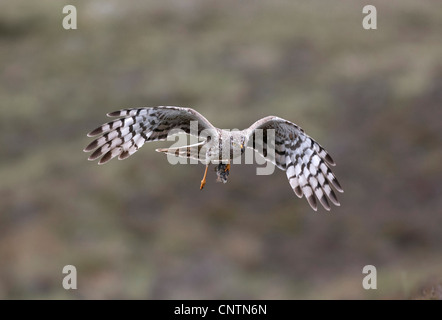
[0,0,441,299]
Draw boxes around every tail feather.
[155,142,207,162]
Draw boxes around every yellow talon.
[200,164,209,190]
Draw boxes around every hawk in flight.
[84,106,343,211]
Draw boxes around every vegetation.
[0,0,441,299]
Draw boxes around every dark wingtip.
[87,127,103,137]
[334,179,344,193]
[107,111,122,117]
[325,153,336,166]
[98,151,113,165]
[118,151,130,160]
[319,195,331,211]
[294,186,303,198]
[328,189,341,206]
[83,140,98,152]
[306,195,318,211]
[88,148,102,161]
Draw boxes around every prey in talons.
[200,162,230,190]
[215,163,230,184]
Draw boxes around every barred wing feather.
[246,116,343,211]
[84,106,216,165]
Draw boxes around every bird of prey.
[84,106,343,211]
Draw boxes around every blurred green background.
[1,0,441,299]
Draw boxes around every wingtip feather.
[306,195,318,211]
[87,128,103,137]
[325,154,336,166]
[84,140,98,152]
[107,110,122,117]
[334,180,344,193]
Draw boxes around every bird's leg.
[200,164,209,190]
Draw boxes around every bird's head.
[231,133,246,154]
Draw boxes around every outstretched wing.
[84,106,216,164]
[245,116,343,211]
